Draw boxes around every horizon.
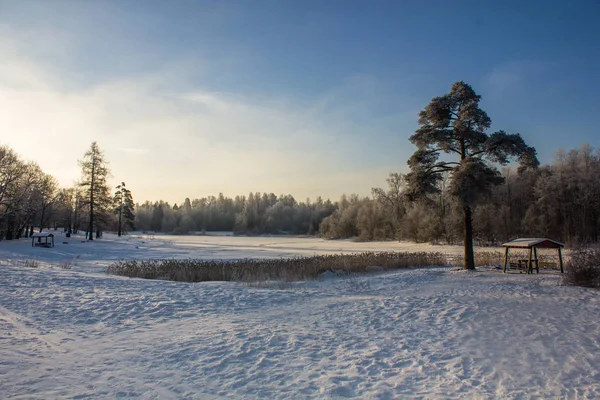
[1,1,599,204]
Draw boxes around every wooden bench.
[508,260,538,273]
[520,259,540,274]
[508,261,526,273]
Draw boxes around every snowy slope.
[1,235,599,399]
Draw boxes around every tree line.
[134,194,337,235]
[0,142,134,240]
[320,143,600,248]
[3,140,598,248]
[132,141,599,251]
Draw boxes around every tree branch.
[471,148,491,158]
[425,164,456,175]
[422,146,462,156]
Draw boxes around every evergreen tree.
[406,81,538,269]
[78,142,111,240]
[114,182,135,236]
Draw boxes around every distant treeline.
[137,144,600,246]
[134,194,337,235]
[320,144,600,245]
[1,143,599,245]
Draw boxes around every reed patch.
[107,251,449,283]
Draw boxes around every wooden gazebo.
[502,238,564,274]
[31,232,54,248]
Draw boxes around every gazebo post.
[558,247,564,273]
[533,247,539,273]
[503,246,510,273]
[527,247,533,274]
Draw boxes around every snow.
[1,233,599,399]
[0,231,484,274]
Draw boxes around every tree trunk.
[39,208,45,233]
[88,158,95,241]
[118,197,123,237]
[73,197,78,234]
[67,208,72,235]
[6,218,14,240]
[88,203,94,241]
[464,206,475,270]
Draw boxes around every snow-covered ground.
[0,231,479,273]
[1,233,599,399]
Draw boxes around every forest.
[1,142,598,247]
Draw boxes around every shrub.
[474,251,505,267]
[22,259,39,268]
[58,261,73,270]
[106,251,450,283]
[563,247,600,288]
[445,251,506,268]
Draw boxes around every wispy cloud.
[0,21,413,203]
[117,148,149,155]
[483,60,551,97]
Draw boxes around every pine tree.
[78,142,111,241]
[114,182,135,236]
[406,81,538,269]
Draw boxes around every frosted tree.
[55,188,75,235]
[114,182,135,236]
[406,81,538,269]
[150,202,163,232]
[371,173,407,236]
[78,142,111,240]
[32,170,58,232]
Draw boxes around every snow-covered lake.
[1,233,599,399]
[0,231,476,273]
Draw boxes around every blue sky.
[1,0,598,203]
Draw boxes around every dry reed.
[107,251,449,283]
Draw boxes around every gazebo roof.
[502,237,564,249]
[31,232,54,238]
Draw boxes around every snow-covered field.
[1,233,599,399]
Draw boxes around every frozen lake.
[0,232,480,272]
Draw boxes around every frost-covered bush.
[563,247,600,288]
